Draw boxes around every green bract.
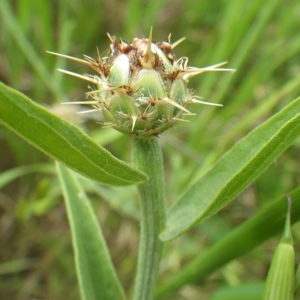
[262,197,295,300]
[48,29,234,137]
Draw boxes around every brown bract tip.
[140,27,156,69]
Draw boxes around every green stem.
[132,137,166,300]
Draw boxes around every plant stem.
[132,137,166,300]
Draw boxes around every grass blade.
[0,0,64,102]
[161,96,300,241]
[0,82,148,186]
[56,162,126,300]
[189,0,282,144]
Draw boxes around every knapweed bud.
[48,29,234,137]
[262,196,295,300]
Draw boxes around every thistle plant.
[47,29,234,136]
[2,21,300,299]
[46,29,234,300]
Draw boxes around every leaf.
[209,283,265,300]
[161,96,300,241]
[0,163,55,190]
[0,82,148,186]
[155,187,300,299]
[56,162,126,300]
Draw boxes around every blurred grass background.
[0,0,300,299]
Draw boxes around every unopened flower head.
[48,29,235,137]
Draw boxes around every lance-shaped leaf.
[0,82,148,186]
[56,162,126,300]
[161,96,300,241]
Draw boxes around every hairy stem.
[132,137,166,300]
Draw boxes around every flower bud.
[48,29,235,137]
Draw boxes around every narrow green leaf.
[0,163,54,190]
[161,96,300,241]
[56,162,126,300]
[210,283,265,300]
[155,187,300,299]
[190,0,281,144]
[0,82,148,186]
[0,0,64,101]
[0,259,38,276]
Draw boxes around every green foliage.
[1,0,300,299]
[155,188,300,298]
[210,283,265,300]
[161,96,300,241]
[262,198,294,300]
[0,82,147,186]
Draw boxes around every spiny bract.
[48,29,234,137]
